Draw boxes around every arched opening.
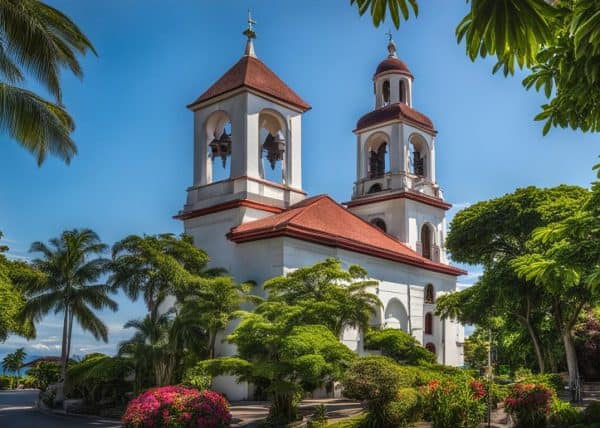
[367,183,382,194]
[408,135,428,177]
[370,218,387,233]
[421,224,433,260]
[399,79,406,104]
[368,142,388,179]
[424,284,435,304]
[259,110,286,184]
[205,111,232,183]
[425,343,436,355]
[382,80,390,105]
[384,299,409,332]
[424,312,433,335]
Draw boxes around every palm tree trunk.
[60,307,69,380]
[66,311,74,366]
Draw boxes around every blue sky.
[0,0,598,358]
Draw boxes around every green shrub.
[548,400,583,428]
[584,402,600,424]
[0,375,12,389]
[519,373,564,394]
[66,354,132,405]
[342,356,402,426]
[364,329,436,364]
[514,368,533,380]
[182,365,211,391]
[27,361,60,390]
[385,388,424,428]
[20,376,37,388]
[424,378,486,428]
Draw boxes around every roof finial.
[386,30,397,58]
[243,9,257,57]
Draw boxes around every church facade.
[175,32,466,401]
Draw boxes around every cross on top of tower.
[243,9,257,40]
[386,31,397,58]
[243,10,257,57]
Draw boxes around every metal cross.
[386,30,393,42]
[243,9,257,39]
[247,9,256,31]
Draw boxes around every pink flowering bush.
[122,386,231,428]
[504,383,554,428]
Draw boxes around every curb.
[37,405,121,425]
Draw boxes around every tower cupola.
[374,35,413,108]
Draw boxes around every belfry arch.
[365,132,390,180]
[258,109,288,184]
[204,110,233,183]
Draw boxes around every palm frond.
[0,83,76,164]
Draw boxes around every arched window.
[421,224,432,260]
[259,110,287,184]
[205,111,233,183]
[370,218,387,233]
[368,142,387,179]
[399,80,405,103]
[425,343,436,355]
[385,299,409,332]
[424,284,435,304]
[408,135,427,177]
[382,80,390,104]
[368,183,382,194]
[424,312,433,335]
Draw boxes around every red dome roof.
[355,103,435,133]
[375,57,412,78]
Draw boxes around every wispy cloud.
[31,343,61,351]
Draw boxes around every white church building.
[175,27,466,400]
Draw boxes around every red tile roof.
[228,195,465,276]
[355,102,436,133]
[188,55,311,112]
[375,57,413,78]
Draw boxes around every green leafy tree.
[438,186,589,375]
[201,317,355,424]
[110,234,219,312]
[0,0,96,164]
[262,258,381,337]
[176,276,252,359]
[351,0,600,135]
[0,236,39,340]
[511,168,600,389]
[20,228,118,379]
[27,361,61,390]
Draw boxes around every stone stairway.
[582,381,600,404]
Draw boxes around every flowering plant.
[504,383,554,428]
[423,378,486,428]
[122,386,231,428]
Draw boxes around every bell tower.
[177,17,310,226]
[346,36,452,264]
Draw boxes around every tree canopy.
[351,0,600,134]
[437,184,594,386]
[0,0,96,164]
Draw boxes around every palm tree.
[20,228,117,379]
[177,277,251,359]
[0,0,96,164]
[1,347,25,388]
[110,234,221,312]
[12,347,26,379]
[119,304,176,389]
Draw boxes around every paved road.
[0,390,120,427]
